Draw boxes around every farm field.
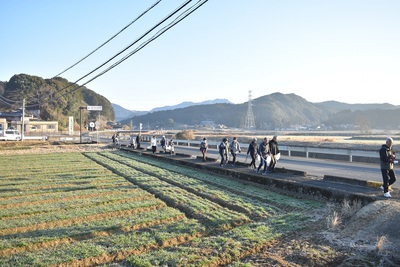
[0,149,386,266]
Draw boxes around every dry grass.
[326,211,341,229]
[341,199,363,219]
[376,236,388,252]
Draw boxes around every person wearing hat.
[247,138,258,169]
[219,138,229,167]
[379,137,397,197]
[200,138,208,162]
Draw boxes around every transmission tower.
[244,91,256,128]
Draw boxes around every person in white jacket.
[229,137,241,166]
[151,136,157,154]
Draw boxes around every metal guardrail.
[171,139,378,163]
[96,132,379,163]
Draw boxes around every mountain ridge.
[117,93,400,130]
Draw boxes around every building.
[0,111,58,134]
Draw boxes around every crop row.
[114,151,322,212]
[99,152,279,220]
[85,152,251,230]
[0,151,323,266]
[119,151,322,211]
[1,153,194,266]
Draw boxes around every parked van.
[0,129,21,141]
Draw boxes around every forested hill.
[120,92,400,130]
[0,74,115,129]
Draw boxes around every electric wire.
[26,0,197,108]
[44,0,209,104]
[53,0,162,78]
[1,0,164,107]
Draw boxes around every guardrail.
[23,136,48,141]
[97,132,380,163]
[171,139,378,163]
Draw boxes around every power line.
[32,0,209,108]
[53,0,163,78]
[26,0,204,108]
[1,1,164,108]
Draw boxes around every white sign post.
[87,106,102,111]
[68,116,74,136]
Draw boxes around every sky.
[1,0,399,111]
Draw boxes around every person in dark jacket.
[379,137,397,197]
[268,135,279,172]
[136,134,142,149]
[219,138,229,167]
[247,138,258,169]
[257,137,270,174]
[160,136,167,153]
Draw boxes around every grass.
[0,151,328,266]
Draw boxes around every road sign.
[87,106,102,111]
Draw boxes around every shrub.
[175,130,195,140]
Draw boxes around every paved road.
[111,139,398,189]
[172,146,398,189]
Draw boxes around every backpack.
[200,141,207,149]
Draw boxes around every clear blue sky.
[1,0,399,111]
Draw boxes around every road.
[111,138,398,189]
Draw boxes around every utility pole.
[21,98,25,141]
[79,107,85,143]
[244,91,255,129]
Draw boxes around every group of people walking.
[210,135,280,173]
[151,135,175,155]
[114,132,397,197]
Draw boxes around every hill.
[120,93,329,129]
[150,99,232,112]
[112,103,147,121]
[120,92,400,130]
[113,99,232,121]
[0,74,115,129]
[315,100,398,113]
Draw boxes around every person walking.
[229,137,241,166]
[111,133,116,144]
[247,138,258,169]
[151,135,157,154]
[200,138,208,162]
[257,137,270,174]
[169,138,175,155]
[129,135,136,149]
[219,138,229,167]
[160,136,167,153]
[379,137,397,197]
[268,135,280,172]
[136,134,142,149]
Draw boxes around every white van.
[0,129,22,141]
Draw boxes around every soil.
[242,200,400,266]
[2,141,400,266]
